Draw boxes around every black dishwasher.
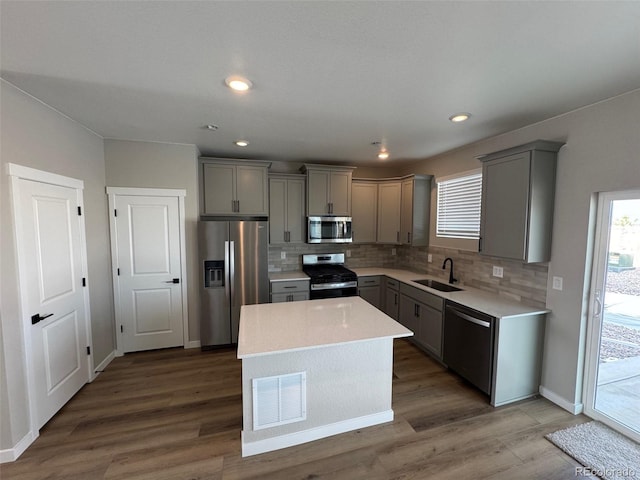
[443,302,495,395]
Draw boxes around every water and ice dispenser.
[204,260,224,288]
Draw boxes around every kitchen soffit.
[1,1,639,165]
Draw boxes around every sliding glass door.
[584,190,640,442]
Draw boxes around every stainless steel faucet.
[442,257,457,284]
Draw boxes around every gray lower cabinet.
[478,140,563,263]
[357,276,381,310]
[382,278,399,320]
[270,280,309,303]
[399,283,444,359]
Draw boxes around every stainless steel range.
[302,253,357,299]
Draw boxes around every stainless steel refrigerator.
[199,220,269,348]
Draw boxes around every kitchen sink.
[413,279,463,292]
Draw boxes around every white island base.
[237,297,412,457]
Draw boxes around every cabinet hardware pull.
[478,236,482,252]
[397,231,400,242]
[407,232,410,243]
[283,286,296,289]
[394,293,397,306]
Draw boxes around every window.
[436,170,482,239]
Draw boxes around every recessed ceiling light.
[234,140,249,147]
[378,150,390,160]
[225,75,253,92]
[205,124,219,131]
[449,113,471,123]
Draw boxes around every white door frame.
[106,187,188,355]
[7,163,94,439]
[583,189,640,443]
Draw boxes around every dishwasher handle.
[448,306,491,328]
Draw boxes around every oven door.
[308,216,352,243]
[310,281,358,299]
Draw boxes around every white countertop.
[237,296,413,358]
[269,271,309,282]
[350,267,550,319]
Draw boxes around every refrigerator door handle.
[229,240,235,303]
[224,240,231,301]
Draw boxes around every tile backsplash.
[269,244,548,309]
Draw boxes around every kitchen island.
[237,296,412,457]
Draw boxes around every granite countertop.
[269,271,309,282]
[350,267,549,319]
[237,296,412,358]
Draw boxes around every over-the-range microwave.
[307,216,353,243]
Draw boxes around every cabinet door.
[286,178,306,243]
[383,287,399,320]
[480,152,530,260]
[307,170,330,215]
[358,285,381,310]
[236,166,268,215]
[202,163,236,214]
[416,302,443,358]
[400,179,414,245]
[329,171,352,215]
[377,182,401,243]
[399,294,418,334]
[269,178,287,244]
[352,182,378,243]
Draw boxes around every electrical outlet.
[428,254,433,263]
[391,248,397,256]
[346,249,351,258]
[492,266,504,278]
[280,251,286,260]
[553,276,563,291]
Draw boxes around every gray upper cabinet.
[269,174,306,244]
[400,175,431,246]
[200,158,270,216]
[351,180,378,243]
[377,181,401,243]
[478,141,564,263]
[302,164,356,216]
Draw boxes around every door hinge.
[82,277,86,287]
[117,268,120,276]
[77,206,82,216]
[86,346,91,355]
[120,325,123,333]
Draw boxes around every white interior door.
[14,174,90,429]
[584,190,640,443]
[109,190,186,353]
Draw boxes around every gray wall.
[104,140,200,343]
[0,80,113,450]
[398,89,640,409]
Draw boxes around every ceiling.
[2,1,639,166]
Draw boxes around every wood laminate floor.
[1,339,594,480]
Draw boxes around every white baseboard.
[539,386,584,414]
[185,340,201,349]
[91,350,116,380]
[241,410,394,457]
[0,430,38,463]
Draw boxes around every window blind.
[436,171,482,239]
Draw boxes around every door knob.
[31,313,53,325]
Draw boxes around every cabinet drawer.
[400,283,444,311]
[271,292,309,303]
[385,278,399,291]
[358,276,380,287]
[271,280,310,294]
